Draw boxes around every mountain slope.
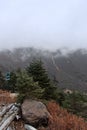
[0,48,87,92]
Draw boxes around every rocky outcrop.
[22,100,50,127]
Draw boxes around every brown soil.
[0,90,16,104]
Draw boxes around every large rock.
[22,100,50,127]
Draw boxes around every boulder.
[21,100,50,127]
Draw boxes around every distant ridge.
[0,47,87,92]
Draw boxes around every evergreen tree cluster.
[0,60,57,101]
[26,60,57,99]
[0,59,87,120]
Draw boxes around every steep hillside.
[0,47,87,92]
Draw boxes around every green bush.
[26,60,57,100]
[16,70,44,102]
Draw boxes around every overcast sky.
[0,0,87,50]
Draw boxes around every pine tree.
[16,70,44,102]
[26,60,57,99]
[26,60,50,88]
[0,71,5,89]
[7,71,17,92]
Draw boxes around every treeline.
[0,47,87,92]
[0,60,57,101]
[0,59,87,119]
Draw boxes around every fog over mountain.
[0,47,87,92]
[0,0,87,50]
[0,1,87,92]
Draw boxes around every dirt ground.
[0,90,16,104]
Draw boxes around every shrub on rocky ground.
[46,101,87,130]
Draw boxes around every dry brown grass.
[46,101,87,130]
[0,89,16,104]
